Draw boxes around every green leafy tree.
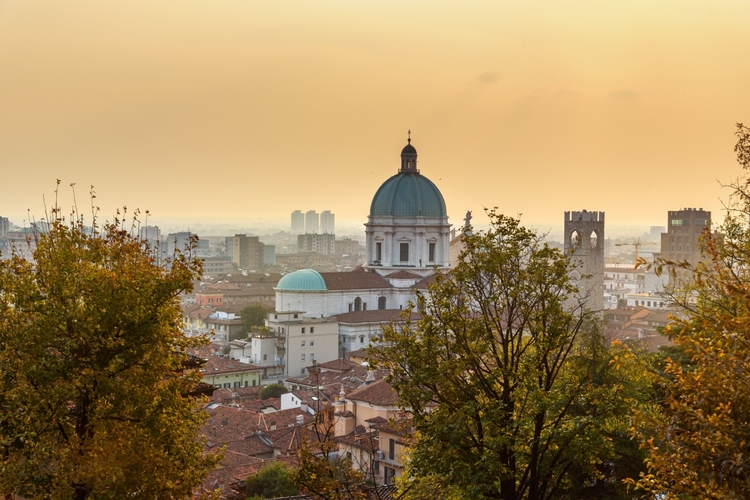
[373,211,655,500]
[241,303,268,332]
[0,208,220,499]
[292,409,373,500]
[259,383,288,400]
[245,461,298,499]
[631,123,750,499]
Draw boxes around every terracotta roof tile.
[320,271,392,291]
[201,356,262,375]
[314,358,358,372]
[346,379,399,407]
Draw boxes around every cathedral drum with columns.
[365,135,452,277]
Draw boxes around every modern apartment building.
[320,210,335,233]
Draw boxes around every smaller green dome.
[276,269,327,291]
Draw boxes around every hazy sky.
[1,1,748,230]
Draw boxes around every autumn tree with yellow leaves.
[0,201,220,499]
[631,123,750,499]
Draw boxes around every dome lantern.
[400,130,418,173]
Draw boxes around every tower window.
[378,296,387,310]
[400,243,409,262]
[376,242,382,262]
[354,297,362,311]
[429,242,436,262]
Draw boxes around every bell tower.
[564,210,604,311]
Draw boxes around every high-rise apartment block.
[139,226,161,242]
[291,210,305,234]
[298,233,336,255]
[0,217,9,238]
[305,210,319,233]
[320,210,335,233]
[166,232,193,257]
[660,208,712,270]
[233,234,265,271]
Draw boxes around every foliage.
[241,303,268,332]
[291,408,390,500]
[373,211,655,500]
[0,208,220,499]
[259,383,289,400]
[245,461,298,499]
[630,123,750,499]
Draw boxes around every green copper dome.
[370,137,447,218]
[370,172,447,218]
[276,269,327,291]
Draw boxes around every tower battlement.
[565,210,605,223]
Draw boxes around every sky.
[1,1,749,232]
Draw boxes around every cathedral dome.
[369,172,447,218]
[276,269,327,291]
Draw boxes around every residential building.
[201,256,234,276]
[195,352,263,389]
[320,210,335,233]
[232,234,265,271]
[291,210,305,234]
[265,311,340,378]
[165,231,193,258]
[305,210,319,233]
[335,237,361,255]
[0,216,11,238]
[298,233,336,255]
[263,244,276,266]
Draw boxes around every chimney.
[296,414,304,425]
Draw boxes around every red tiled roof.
[205,282,242,291]
[320,270,392,290]
[314,358,359,372]
[201,356,262,375]
[346,379,399,407]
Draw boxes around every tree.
[259,383,288,400]
[631,123,750,499]
[245,461,298,499]
[0,210,220,499]
[292,408,374,500]
[373,211,654,500]
[241,303,268,332]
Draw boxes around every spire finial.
[407,130,411,144]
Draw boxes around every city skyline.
[1,1,747,228]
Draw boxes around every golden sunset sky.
[1,1,748,230]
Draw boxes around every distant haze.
[1,1,746,230]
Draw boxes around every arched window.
[359,335,365,343]
[570,230,582,248]
[378,296,387,310]
[354,297,362,312]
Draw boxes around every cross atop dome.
[400,131,418,172]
